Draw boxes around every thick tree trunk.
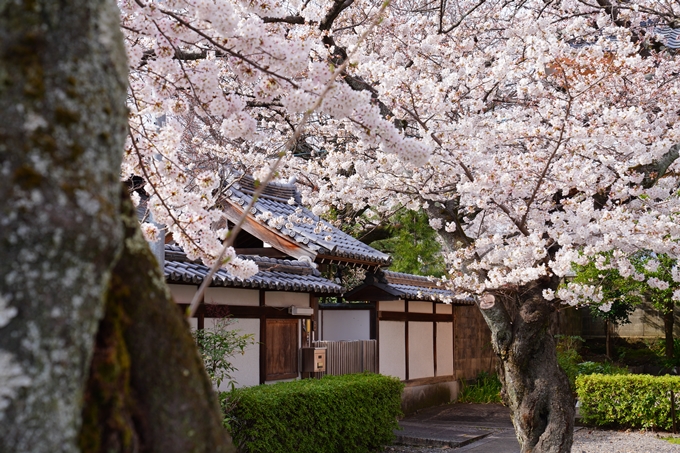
[663,301,675,360]
[478,280,575,453]
[0,1,128,451]
[79,187,236,453]
[0,2,237,451]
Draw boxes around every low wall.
[401,378,460,415]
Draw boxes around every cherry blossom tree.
[117,1,680,452]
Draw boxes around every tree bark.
[663,300,675,360]
[478,281,575,453]
[0,2,237,452]
[0,1,128,451]
[79,187,237,453]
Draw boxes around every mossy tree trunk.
[0,2,236,452]
[0,1,128,451]
[78,187,236,453]
[478,280,575,453]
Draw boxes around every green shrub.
[557,349,582,390]
[227,373,404,453]
[576,374,680,430]
[577,361,628,376]
[458,372,502,404]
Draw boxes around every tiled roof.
[222,175,391,267]
[164,245,343,294]
[344,270,474,304]
[382,271,474,304]
[655,26,680,49]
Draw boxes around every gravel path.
[383,428,680,452]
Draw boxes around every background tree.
[370,209,446,277]
[566,252,641,359]
[631,253,680,360]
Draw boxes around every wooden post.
[405,300,409,381]
[672,389,677,434]
[433,301,438,377]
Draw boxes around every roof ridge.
[383,270,440,288]
[163,244,319,275]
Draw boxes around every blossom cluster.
[118,0,412,277]
[118,0,680,304]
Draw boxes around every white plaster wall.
[379,321,406,380]
[265,291,309,308]
[408,322,434,379]
[436,304,453,314]
[168,284,198,304]
[379,300,404,312]
[436,322,454,376]
[321,310,371,341]
[409,302,433,313]
[201,317,260,390]
[204,287,259,306]
[188,317,198,330]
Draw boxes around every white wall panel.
[409,302,433,313]
[379,300,404,312]
[379,321,405,380]
[265,291,309,308]
[168,284,198,304]
[408,322,434,379]
[321,310,371,341]
[204,287,259,306]
[436,322,454,376]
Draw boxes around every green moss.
[663,437,680,444]
[55,106,81,126]
[32,132,57,153]
[13,164,43,190]
[78,273,136,453]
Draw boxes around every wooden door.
[265,319,298,381]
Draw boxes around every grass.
[662,437,680,445]
[457,372,502,404]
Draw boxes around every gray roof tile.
[164,245,343,294]
[224,176,391,266]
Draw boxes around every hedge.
[225,373,404,453]
[576,374,680,430]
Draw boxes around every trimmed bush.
[576,374,680,430]
[226,373,404,453]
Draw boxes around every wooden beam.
[222,202,317,261]
[433,301,437,377]
[203,304,312,320]
[197,304,204,330]
[378,311,454,323]
[319,302,375,310]
[375,302,380,374]
[259,290,266,385]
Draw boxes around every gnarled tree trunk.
[478,280,574,453]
